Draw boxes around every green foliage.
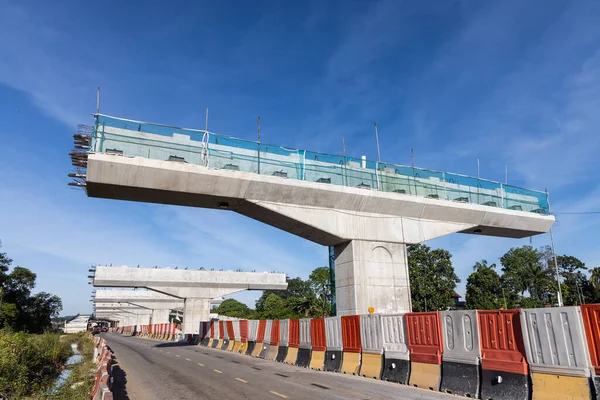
[466,260,506,310]
[591,267,600,291]
[0,242,63,333]
[214,267,334,320]
[0,329,71,398]
[255,277,313,312]
[309,266,331,318]
[500,245,558,304]
[47,333,96,400]
[212,298,252,318]
[408,244,460,312]
[552,255,598,305]
[465,247,600,309]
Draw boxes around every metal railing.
[89,114,550,215]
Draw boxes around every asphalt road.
[102,333,457,400]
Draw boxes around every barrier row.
[111,323,180,341]
[189,306,600,400]
[90,337,114,400]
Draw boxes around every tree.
[408,244,460,312]
[550,255,595,305]
[465,260,506,310]
[591,267,600,291]
[255,277,312,312]
[212,298,251,318]
[0,242,63,332]
[0,241,11,281]
[261,294,295,320]
[500,246,554,305]
[309,266,331,318]
[24,292,63,333]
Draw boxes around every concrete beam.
[92,266,288,298]
[95,289,180,302]
[92,266,286,334]
[84,130,553,317]
[86,153,555,244]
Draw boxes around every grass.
[47,333,96,400]
[0,329,72,398]
[0,330,99,399]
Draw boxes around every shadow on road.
[111,360,129,400]
[154,342,197,348]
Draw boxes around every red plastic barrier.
[406,312,443,364]
[200,322,208,339]
[226,321,235,340]
[257,320,267,342]
[311,318,326,351]
[580,305,600,374]
[289,319,300,348]
[210,321,215,338]
[240,320,248,343]
[218,321,225,339]
[341,315,362,353]
[271,320,280,346]
[478,310,527,374]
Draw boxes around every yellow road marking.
[185,358,191,361]
[175,355,181,358]
[198,363,204,366]
[214,369,223,374]
[236,378,248,383]
[270,391,288,398]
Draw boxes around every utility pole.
[257,116,261,175]
[546,187,563,307]
[96,87,100,115]
[374,120,381,162]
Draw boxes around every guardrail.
[89,114,551,215]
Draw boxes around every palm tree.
[590,267,600,290]
[472,259,496,272]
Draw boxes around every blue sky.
[1,0,600,316]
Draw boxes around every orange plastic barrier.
[226,321,235,340]
[257,320,267,342]
[240,320,248,343]
[341,315,361,353]
[478,310,527,374]
[271,320,281,346]
[406,312,443,364]
[289,319,300,348]
[311,318,326,351]
[581,304,600,374]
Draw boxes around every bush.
[48,333,95,400]
[0,329,71,398]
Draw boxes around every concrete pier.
[92,266,287,334]
[82,115,555,316]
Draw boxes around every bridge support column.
[183,299,210,335]
[151,309,170,325]
[136,314,151,326]
[334,240,411,315]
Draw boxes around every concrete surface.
[102,333,458,400]
[335,240,411,315]
[93,266,287,333]
[86,153,554,242]
[85,153,554,317]
[92,266,288,298]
